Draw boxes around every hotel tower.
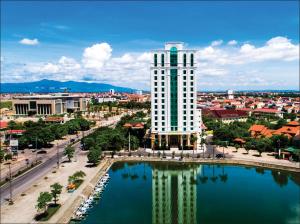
[150,42,201,150]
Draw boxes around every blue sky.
[1,1,299,90]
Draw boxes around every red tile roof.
[0,121,8,129]
[211,109,248,119]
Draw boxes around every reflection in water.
[152,165,201,224]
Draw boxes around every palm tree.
[210,165,218,183]
[219,166,228,183]
[199,165,208,184]
[190,135,198,156]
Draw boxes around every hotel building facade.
[150,42,201,150]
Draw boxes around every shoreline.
[112,156,300,173]
[55,156,299,224]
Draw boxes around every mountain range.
[0,79,137,93]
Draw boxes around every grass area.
[0,101,12,109]
[74,179,84,189]
[34,204,61,221]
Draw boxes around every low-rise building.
[12,93,89,116]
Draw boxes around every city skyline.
[1,1,299,91]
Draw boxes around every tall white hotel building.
[150,42,201,150]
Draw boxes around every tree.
[234,144,239,153]
[0,150,5,163]
[4,153,12,161]
[36,192,53,214]
[244,142,252,154]
[87,146,101,165]
[50,183,63,205]
[64,146,75,162]
[73,170,86,181]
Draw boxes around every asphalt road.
[0,115,123,205]
[0,141,81,204]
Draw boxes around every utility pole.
[56,143,59,169]
[8,163,13,204]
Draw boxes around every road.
[0,114,124,204]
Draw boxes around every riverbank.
[1,152,299,224]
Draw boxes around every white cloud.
[82,43,112,70]
[211,40,223,47]
[3,37,299,90]
[228,40,237,46]
[19,38,39,45]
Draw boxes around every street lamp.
[7,162,13,204]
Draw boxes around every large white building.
[150,42,201,150]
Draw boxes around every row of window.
[153,127,195,131]
[153,104,194,109]
[153,87,194,92]
[154,75,194,81]
[154,70,194,74]
[154,53,194,67]
[154,122,195,126]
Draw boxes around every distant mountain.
[0,79,137,93]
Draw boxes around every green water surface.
[81,162,300,224]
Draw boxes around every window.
[155,105,158,109]
[183,70,186,74]
[191,76,194,80]
[183,87,186,91]
[162,111,165,115]
[190,122,194,126]
[190,53,194,66]
[162,105,165,109]
[155,116,158,120]
[183,76,186,80]
[154,70,157,74]
[155,99,158,103]
[190,87,194,91]
[162,82,164,86]
[162,87,165,92]
[183,54,187,67]
[190,116,193,120]
[190,99,193,103]
[155,122,158,126]
[154,76,157,80]
[155,93,157,97]
[190,82,193,86]
[161,70,164,74]
[162,76,165,80]
[183,105,186,109]
[191,110,194,114]
[183,82,186,86]
[184,116,186,120]
[155,111,158,115]
[154,82,157,86]
[191,105,194,109]
[183,122,186,126]
[162,128,165,131]
[162,116,165,120]
[183,127,186,131]
[154,54,157,67]
[191,70,193,74]
[162,99,165,103]
[161,54,164,67]
[183,110,186,114]
[183,99,186,103]
[154,88,158,91]
[170,47,178,66]
[162,122,165,126]
[162,93,165,97]
[190,93,193,97]
[183,93,186,97]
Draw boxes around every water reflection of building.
[152,165,201,224]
